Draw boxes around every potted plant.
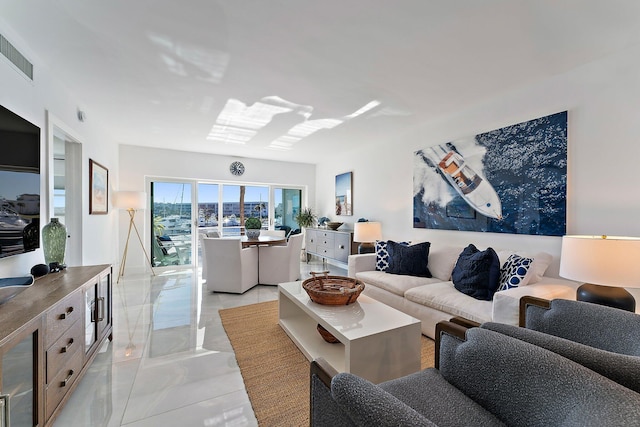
[295,207,317,261]
[245,217,262,239]
[295,207,317,229]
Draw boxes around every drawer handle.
[59,307,74,320]
[61,338,74,353]
[338,245,345,249]
[61,370,74,387]
[310,239,314,243]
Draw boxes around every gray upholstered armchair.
[480,297,640,393]
[310,321,640,426]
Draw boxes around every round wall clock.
[230,161,245,176]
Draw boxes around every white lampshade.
[560,235,640,288]
[353,222,382,243]
[113,191,147,210]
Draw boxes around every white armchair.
[203,238,258,293]
[258,233,304,285]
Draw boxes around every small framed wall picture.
[335,171,353,216]
[89,159,108,214]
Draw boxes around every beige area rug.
[220,300,435,426]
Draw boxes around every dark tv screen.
[0,105,41,259]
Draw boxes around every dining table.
[240,235,286,248]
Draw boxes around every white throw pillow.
[428,246,465,281]
[527,252,553,284]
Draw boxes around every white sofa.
[348,244,580,338]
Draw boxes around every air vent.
[0,34,33,80]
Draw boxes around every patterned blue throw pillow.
[375,240,409,271]
[498,254,533,291]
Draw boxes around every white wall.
[315,44,640,278]
[0,21,119,277]
[117,145,316,271]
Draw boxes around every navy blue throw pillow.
[452,244,500,301]
[386,241,432,277]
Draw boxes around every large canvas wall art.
[335,172,353,216]
[413,111,567,236]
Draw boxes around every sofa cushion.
[451,244,500,301]
[356,271,441,297]
[427,245,464,281]
[387,241,432,278]
[498,254,533,291]
[405,282,493,324]
[375,240,409,271]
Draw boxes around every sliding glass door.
[221,185,269,236]
[273,188,302,235]
[149,180,304,269]
[150,181,193,267]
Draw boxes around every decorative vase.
[22,217,39,251]
[246,229,260,239]
[42,218,67,265]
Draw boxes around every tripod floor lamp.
[114,191,155,283]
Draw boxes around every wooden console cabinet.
[0,264,112,426]
[305,228,356,264]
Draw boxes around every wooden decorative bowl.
[325,221,343,230]
[302,271,365,305]
[316,323,340,343]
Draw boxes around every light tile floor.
[53,258,346,427]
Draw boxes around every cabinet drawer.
[317,235,335,248]
[45,291,84,348]
[306,231,316,245]
[334,234,351,263]
[46,319,84,384]
[317,247,335,259]
[45,347,83,419]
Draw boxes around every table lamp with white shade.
[559,235,640,312]
[114,191,154,282]
[353,222,382,254]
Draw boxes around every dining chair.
[258,233,304,285]
[203,237,258,293]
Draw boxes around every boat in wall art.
[413,111,567,236]
[421,144,503,220]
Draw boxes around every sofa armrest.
[434,320,470,369]
[518,296,551,327]
[310,357,435,426]
[310,358,338,389]
[347,253,376,278]
[310,358,355,426]
[491,277,579,325]
[331,373,436,426]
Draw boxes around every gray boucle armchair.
[310,322,640,426]
[480,297,640,393]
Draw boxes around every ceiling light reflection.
[207,96,382,150]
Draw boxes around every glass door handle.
[98,297,105,322]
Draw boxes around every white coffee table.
[278,281,421,384]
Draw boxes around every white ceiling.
[3,0,640,163]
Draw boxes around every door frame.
[46,111,83,266]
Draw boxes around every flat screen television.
[0,104,41,259]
